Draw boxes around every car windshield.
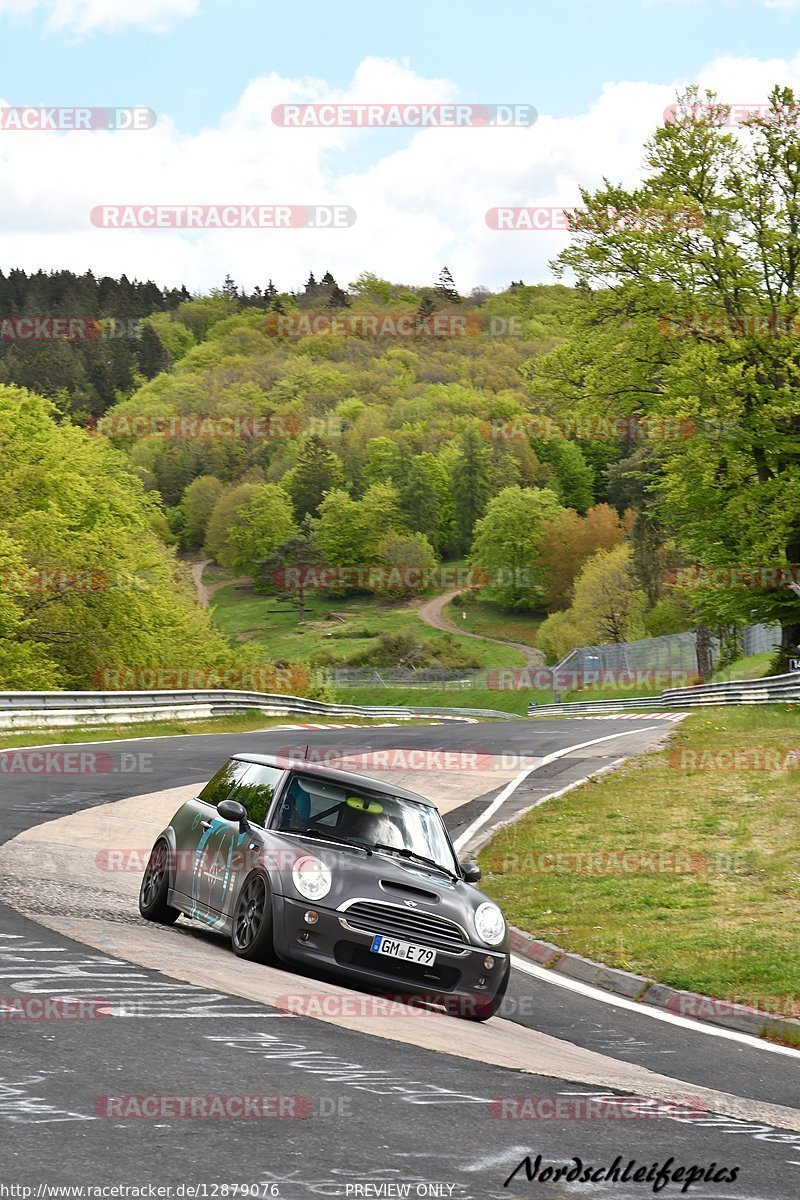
[272,772,458,875]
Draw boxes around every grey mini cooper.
[139,752,510,1020]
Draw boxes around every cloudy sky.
[1,0,799,294]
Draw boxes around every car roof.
[229,752,435,808]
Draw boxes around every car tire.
[231,872,277,963]
[453,959,511,1022]
[139,839,180,925]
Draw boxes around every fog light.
[483,956,495,970]
[304,910,319,925]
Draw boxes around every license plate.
[370,934,436,966]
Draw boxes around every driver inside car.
[275,778,404,849]
[275,777,314,831]
[338,796,404,849]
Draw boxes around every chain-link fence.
[330,623,781,696]
[742,623,782,656]
[552,622,780,684]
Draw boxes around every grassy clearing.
[441,596,541,648]
[0,710,407,751]
[479,706,800,1009]
[711,653,774,683]
[211,584,527,668]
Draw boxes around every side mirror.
[460,861,481,884]
[218,798,248,828]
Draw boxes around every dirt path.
[417,589,545,667]
[190,563,543,668]
[190,559,251,609]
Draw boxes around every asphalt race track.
[1,717,799,1199]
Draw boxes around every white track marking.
[511,953,800,1060]
[561,712,684,721]
[0,723,405,753]
[503,757,627,815]
[453,725,663,852]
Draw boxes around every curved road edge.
[2,728,800,1133]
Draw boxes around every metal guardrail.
[528,672,800,715]
[0,689,522,730]
[3,673,793,728]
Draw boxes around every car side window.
[198,759,253,807]
[231,764,284,827]
[273,775,341,830]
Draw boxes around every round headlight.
[292,855,332,901]
[474,902,505,947]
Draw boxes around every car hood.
[263,829,507,948]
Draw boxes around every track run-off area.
[1,715,799,1199]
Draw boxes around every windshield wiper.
[371,843,457,880]
[279,828,372,855]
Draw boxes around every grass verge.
[333,686,533,716]
[478,705,800,1011]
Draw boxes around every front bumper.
[273,894,508,1002]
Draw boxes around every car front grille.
[339,899,469,955]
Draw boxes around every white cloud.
[0,0,198,34]
[1,53,800,292]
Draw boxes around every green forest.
[4,87,800,694]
